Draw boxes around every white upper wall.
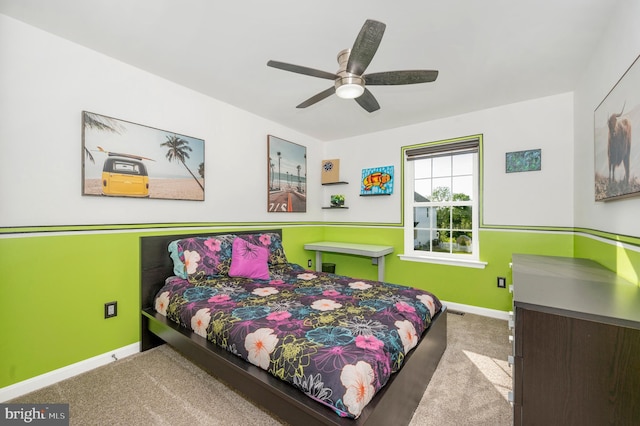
[6,9,633,236]
[0,14,323,227]
[573,1,640,238]
[324,93,575,227]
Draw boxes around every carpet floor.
[11,312,513,425]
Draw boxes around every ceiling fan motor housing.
[335,49,365,98]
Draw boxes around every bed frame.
[140,230,447,426]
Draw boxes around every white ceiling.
[0,0,616,141]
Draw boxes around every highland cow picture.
[594,54,640,201]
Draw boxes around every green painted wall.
[1,223,637,389]
[574,233,640,285]
[0,225,323,389]
[311,227,575,311]
[1,233,140,388]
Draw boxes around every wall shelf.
[322,181,348,185]
[322,206,349,209]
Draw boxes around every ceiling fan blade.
[346,20,386,76]
[364,70,439,85]
[355,88,380,113]
[296,87,336,108]
[267,60,337,80]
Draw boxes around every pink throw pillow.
[228,237,270,280]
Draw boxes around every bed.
[140,230,447,426]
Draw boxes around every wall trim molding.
[574,230,640,253]
[0,343,139,402]
[2,223,637,248]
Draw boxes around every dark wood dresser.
[511,254,640,425]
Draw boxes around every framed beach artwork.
[360,165,394,196]
[82,112,205,201]
[267,135,307,212]
[594,54,640,201]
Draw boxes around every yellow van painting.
[82,112,205,201]
[101,156,150,197]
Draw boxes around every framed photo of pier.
[267,135,307,212]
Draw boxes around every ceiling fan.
[267,19,438,113]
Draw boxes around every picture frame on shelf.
[321,159,341,184]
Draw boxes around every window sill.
[398,254,487,269]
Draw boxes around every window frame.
[401,136,487,269]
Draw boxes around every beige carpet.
[11,312,513,425]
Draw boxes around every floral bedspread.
[154,263,442,419]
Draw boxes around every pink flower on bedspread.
[395,301,416,314]
[269,279,285,286]
[183,250,201,274]
[349,281,372,290]
[266,311,291,322]
[204,238,221,252]
[354,335,384,351]
[322,289,340,297]
[416,294,436,318]
[252,287,279,297]
[191,308,211,338]
[155,291,170,316]
[259,234,271,246]
[208,294,231,303]
[395,320,418,354]
[245,328,279,370]
[311,299,342,311]
[340,361,375,417]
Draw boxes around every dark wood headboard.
[140,229,282,310]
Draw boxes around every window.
[402,136,485,268]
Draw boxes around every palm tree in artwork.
[269,157,275,190]
[160,134,204,191]
[277,151,282,190]
[83,112,124,164]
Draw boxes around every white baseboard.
[441,301,510,321]
[0,343,139,402]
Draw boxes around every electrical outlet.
[497,277,506,288]
[105,301,117,318]
[308,259,312,268]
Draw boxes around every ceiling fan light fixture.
[335,76,365,99]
